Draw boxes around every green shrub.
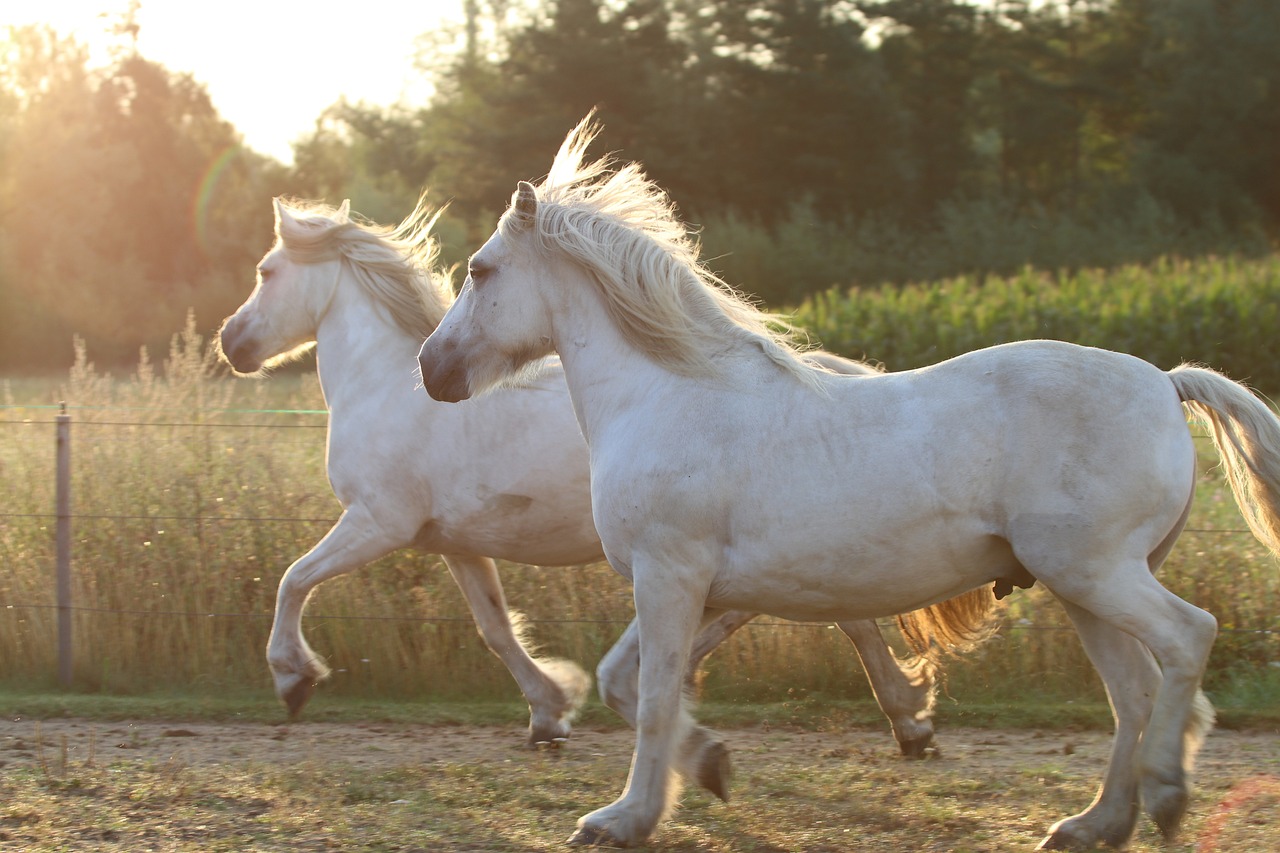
[793,255,1280,395]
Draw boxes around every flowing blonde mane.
[500,117,822,389]
[276,196,455,339]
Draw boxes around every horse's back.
[834,340,1186,444]
[861,340,1195,498]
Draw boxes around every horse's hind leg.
[623,612,937,758]
[1037,598,1161,850]
[268,508,401,717]
[1039,569,1216,847]
[443,553,590,745]
[837,619,937,757]
[1122,586,1216,839]
[685,610,757,694]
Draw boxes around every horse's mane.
[500,115,823,390]
[276,196,455,340]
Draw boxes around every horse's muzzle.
[218,316,262,375]
[418,341,471,403]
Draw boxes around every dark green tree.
[858,0,982,218]
[1132,0,1280,224]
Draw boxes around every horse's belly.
[416,489,603,565]
[706,532,1019,622]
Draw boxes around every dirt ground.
[2,716,1279,851]
[3,716,1279,779]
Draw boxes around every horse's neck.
[551,285,677,446]
[314,281,424,414]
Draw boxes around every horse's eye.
[468,263,492,286]
[259,268,274,283]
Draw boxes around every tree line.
[2,0,1277,370]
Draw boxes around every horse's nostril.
[220,330,242,360]
[218,322,261,373]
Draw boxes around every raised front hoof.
[280,678,318,719]
[567,825,627,848]
[698,740,732,802]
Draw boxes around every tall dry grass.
[1,311,1277,710]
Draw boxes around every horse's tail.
[896,586,1001,664]
[1170,364,1280,557]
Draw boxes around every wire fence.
[1,404,1277,696]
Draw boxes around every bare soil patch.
[2,717,1278,851]
[5,716,1278,781]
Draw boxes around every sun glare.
[2,0,462,163]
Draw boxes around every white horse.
[417,117,1280,849]
[217,196,981,752]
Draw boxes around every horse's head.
[419,181,557,402]
[219,199,349,375]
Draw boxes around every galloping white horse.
[218,197,976,751]
[418,118,1280,849]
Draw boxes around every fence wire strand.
[1,407,1275,655]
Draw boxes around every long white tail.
[1170,364,1280,556]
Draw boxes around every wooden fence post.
[56,403,72,686]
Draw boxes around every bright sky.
[1,0,465,163]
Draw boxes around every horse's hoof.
[1142,772,1188,840]
[1148,788,1188,841]
[697,740,732,802]
[1035,833,1073,850]
[1035,827,1101,851]
[529,726,570,747]
[898,734,938,759]
[533,737,568,752]
[281,678,317,719]
[567,825,625,847]
[529,720,572,746]
[1037,817,1132,850]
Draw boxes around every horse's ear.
[335,199,351,222]
[273,198,293,233]
[512,181,538,228]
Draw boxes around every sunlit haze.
[1,0,465,163]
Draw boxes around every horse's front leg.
[836,619,937,757]
[596,616,734,799]
[442,553,590,745]
[571,566,720,847]
[268,507,400,717]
